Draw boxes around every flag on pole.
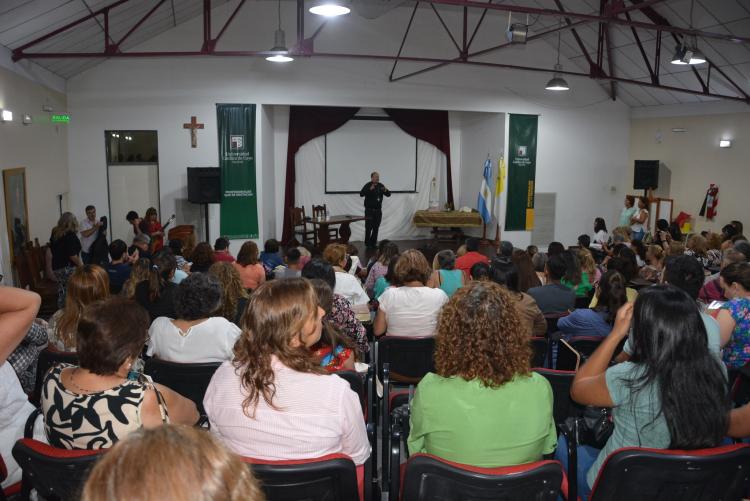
[494,155,505,222]
[477,158,493,225]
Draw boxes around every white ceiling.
[1,0,749,107]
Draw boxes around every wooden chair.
[290,206,315,244]
[23,241,58,317]
[312,204,338,243]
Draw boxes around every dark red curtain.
[384,108,454,207]
[282,105,359,244]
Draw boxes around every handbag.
[564,406,614,449]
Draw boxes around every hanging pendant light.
[545,22,569,91]
[266,0,293,62]
[670,0,705,66]
[309,0,350,17]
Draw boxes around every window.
[105,130,158,164]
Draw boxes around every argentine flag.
[477,158,493,225]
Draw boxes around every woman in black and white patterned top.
[41,297,198,450]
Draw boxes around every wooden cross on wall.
[183,116,204,148]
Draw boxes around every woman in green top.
[427,250,465,298]
[408,281,557,467]
[372,255,399,300]
[618,195,637,228]
[563,286,729,499]
[559,249,593,298]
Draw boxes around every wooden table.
[412,210,483,242]
[308,214,366,247]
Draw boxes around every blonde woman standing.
[49,212,83,308]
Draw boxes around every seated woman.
[684,234,711,268]
[638,244,665,283]
[232,241,266,291]
[562,286,728,499]
[428,250,465,298]
[558,270,627,338]
[323,244,369,308]
[203,278,370,464]
[560,250,593,298]
[120,258,151,299]
[41,297,198,449]
[209,261,249,324]
[309,279,356,372]
[47,264,110,351]
[81,425,264,501]
[717,262,750,372]
[135,251,179,321]
[578,248,601,287]
[490,260,546,337]
[373,255,399,300]
[364,241,399,296]
[511,249,542,292]
[374,249,448,338]
[408,281,556,466]
[148,273,241,363]
[302,259,368,354]
[189,242,215,274]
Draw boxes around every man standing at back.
[79,205,103,265]
[360,171,391,250]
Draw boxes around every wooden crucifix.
[182,116,204,148]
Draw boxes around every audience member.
[168,239,189,270]
[578,248,601,287]
[345,244,365,278]
[163,247,188,285]
[564,287,728,498]
[233,241,266,290]
[121,258,152,299]
[722,223,739,244]
[668,240,686,256]
[499,240,514,259]
[526,245,539,257]
[50,211,83,308]
[705,232,724,268]
[275,248,303,279]
[8,317,48,393]
[618,195,637,228]
[629,196,649,241]
[639,244,665,283]
[47,265,110,351]
[717,262,750,371]
[189,242,215,273]
[259,239,283,275]
[79,205,103,265]
[455,238,489,277]
[375,249,448,337]
[148,273,241,363]
[429,249,464,297]
[685,234,710,268]
[204,279,369,464]
[182,232,197,261]
[528,253,576,313]
[81,425,264,501]
[490,260,546,337]
[301,259,368,354]
[309,279,356,372]
[592,217,609,248]
[630,239,646,267]
[0,287,43,489]
[213,237,235,263]
[578,234,591,250]
[323,244,369,307]
[42,297,198,449]
[653,218,671,248]
[131,233,153,262]
[668,222,683,242]
[135,251,179,321]
[364,240,399,295]
[470,261,491,281]
[546,241,565,256]
[560,250,592,298]
[209,262,249,324]
[558,270,627,338]
[610,225,631,244]
[508,250,541,292]
[699,248,746,304]
[456,244,467,257]
[373,255,399,300]
[107,239,132,294]
[126,210,143,240]
[532,251,547,285]
[408,281,556,466]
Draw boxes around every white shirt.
[147,316,241,363]
[631,209,648,232]
[593,230,609,246]
[378,286,448,337]
[334,272,369,306]
[79,217,98,253]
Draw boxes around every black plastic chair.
[243,453,367,501]
[531,337,548,368]
[143,358,221,413]
[334,370,366,415]
[393,452,565,501]
[533,368,583,426]
[32,348,79,406]
[11,438,104,501]
[556,336,603,371]
[588,443,750,501]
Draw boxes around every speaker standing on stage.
[360,172,391,249]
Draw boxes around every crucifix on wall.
[182,116,204,148]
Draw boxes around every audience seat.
[587,444,750,501]
[32,348,79,406]
[143,358,221,413]
[0,454,21,501]
[334,370,366,416]
[11,439,104,501]
[531,337,548,368]
[556,336,603,371]
[544,312,570,336]
[533,368,583,426]
[243,453,368,501]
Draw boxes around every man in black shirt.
[359,171,391,249]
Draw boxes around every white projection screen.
[324,118,417,193]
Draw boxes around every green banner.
[505,114,538,231]
[217,103,259,239]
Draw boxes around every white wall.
[629,112,750,234]
[64,1,631,251]
[0,65,68,285]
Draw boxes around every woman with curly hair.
[232,241,266,291]
[209,262,249,324]
[204,278,369,465]
[407,281,556,466]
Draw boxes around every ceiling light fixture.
[309,1,350,17]
[671,0,705,65]
[266,0,294,63]
[719,139,732,148]
[1,109,13,122]
[545,22,569,91]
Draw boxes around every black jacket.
[359,182,391,210]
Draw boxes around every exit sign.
[51,114,70,123]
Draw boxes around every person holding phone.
[359,171,391,249]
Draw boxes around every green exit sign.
[51,114,70,123]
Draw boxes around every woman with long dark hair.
[558,270,627,338]
[134,251,178,321]
[562,285,729,498]
[592,217,608,248]
[510,249,542,293]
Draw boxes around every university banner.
[217,103,259,239]
[504,114,538,231]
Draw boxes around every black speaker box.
[187,167,221,203]
[633,160,659,190]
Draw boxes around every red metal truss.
[9,0,750,104]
